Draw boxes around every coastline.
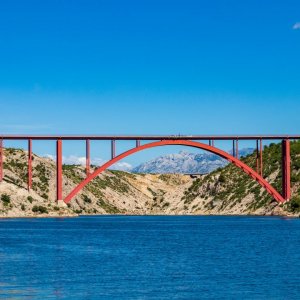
[1,211,298,219]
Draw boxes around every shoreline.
[0,212,298,219]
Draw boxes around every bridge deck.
[0,135,299,140]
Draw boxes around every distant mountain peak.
[132,148,254,174]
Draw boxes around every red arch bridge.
[0,135,298,204]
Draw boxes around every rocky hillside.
[132,148,254,174]
[0,142,300,218]
[179,141,300,216]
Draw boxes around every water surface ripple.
[0,216,299,299]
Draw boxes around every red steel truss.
[0,135,295,204]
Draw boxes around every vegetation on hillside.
[181,140,300,214]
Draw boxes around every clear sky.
[0,0,299,168]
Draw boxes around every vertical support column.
[260,139,263,177]
[111,140,116,159]
[236,139,239,158]
[256,140,259,174]
[28,139,32,191]
[282,139,291,200]
[209,140,212,146]
[56,139,63,202]
[136,140,140,148]
[0,139,3,182]
[212,140,214,147]
[232,140,236,157]
[86,139,90,177]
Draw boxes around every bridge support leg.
[136,140,140,148]
[232,140,236,157]
[111,140,116,159]
[86,139,90,177]
[28,139,32,191]
[56,140,63,203]
[256,140,259,174]
[236,139,239,158]
[282,139,291,201]
[260,139,263,177]
[0,139,3,182]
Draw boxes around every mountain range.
[132,148,254,174]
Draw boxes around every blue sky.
[0,0,299,167]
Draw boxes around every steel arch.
[64,140,285,204]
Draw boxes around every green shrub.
[41,193,48,200]
[27,196,33,203]
[32,205,48,214]
[21,204,25,211]
[83,195,92,203]
[1,194,11,205]
[218,174,226,183]
[289,196,300,213]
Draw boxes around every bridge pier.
[56,139,63,202]
[86,139,90,176]
[255,140,264,177]
[232,140,235,157]
[260,139,263,177]
[28,139,32,191]
[256,140,259,174]
[282,139,291,200]
[111,140,116,159]
[232,139,239,158]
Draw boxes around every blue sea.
[0,216,299,299]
